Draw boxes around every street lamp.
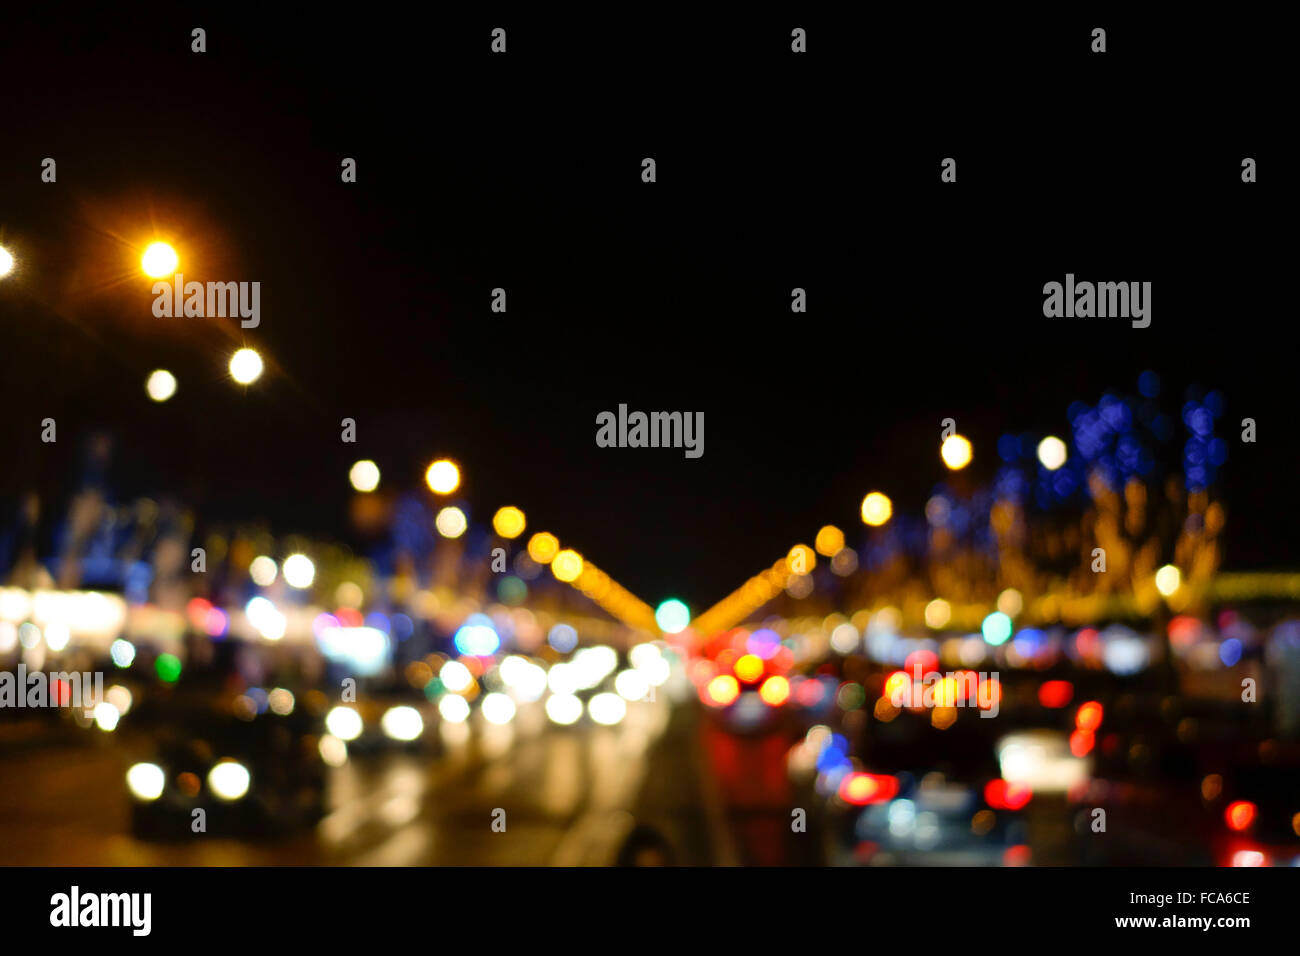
[1037,436,1068,471]
[141,242,178,278]
[145,369,177,402]
[861,491,893,526]
[425,459,460,495]
[552,549,584,582]
[435,506,467,538]
[492,506,526,538]
[941,434,973,470]
[527,531,559,564]
[229,348,263,384]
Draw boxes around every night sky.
[0,11,1289,609]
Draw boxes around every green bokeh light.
[655,599,691,634]
[155,653,182,683]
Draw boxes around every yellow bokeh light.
[551,549,584,583]
[527,531,559,564]
[349,460,380,493]
[814,525,845,557]
[941,434,973,470]
[435,506,467,538]
[787,544,816,574]
[141,242,178,278]
[425,459,460,495]
[860,491,893,527]
[1155,564,1181,597]
[924,598,952,629]
[228,348,263,384]
[492,506,526,539]
[0,245,15,278]
[734,654,764,683]
[997,588,1023,617]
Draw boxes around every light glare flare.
[141,242,178,278]
[229,348,264,384]
[282,553,316,589]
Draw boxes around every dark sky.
[0,11,1291,609]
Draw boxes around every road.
[0,696,817,866]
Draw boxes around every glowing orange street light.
[141,242,178,278]
[425,459,460,495]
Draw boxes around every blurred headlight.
[614,669,650,701]
[325,705,364,741]
[545,693,582,726]
[381,705,424,741]
[438,695,470,723]
[126,763,165,800]
[208,761,251,800]
[481,692,516,725]
[93,702,120,732]
[319,734,349,767]
[588,692,627,726]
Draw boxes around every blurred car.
[125,694,327,838]
[1211,761,1300,867]
[829,772,1027,866]
[322,688,436,754]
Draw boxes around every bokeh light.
[1155,564,1182,597]
[435,506,468,538]
[655,598,690,634]
[145,369,177,402]
[981,611,1012,645]
[940,434,973,470]
[425,459,460,495]
[924,598,952,629]
[861,491,893,526]
[282,553,316,589]
[814,525,844,557]
[1037,436,1068,470]
[229,348,264,384]
[492,506,526,538]
[141,241,178,278]
[249,555,277,586]
[551,549,584,582]
[527,532,559,564]
[349,460,380,492]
